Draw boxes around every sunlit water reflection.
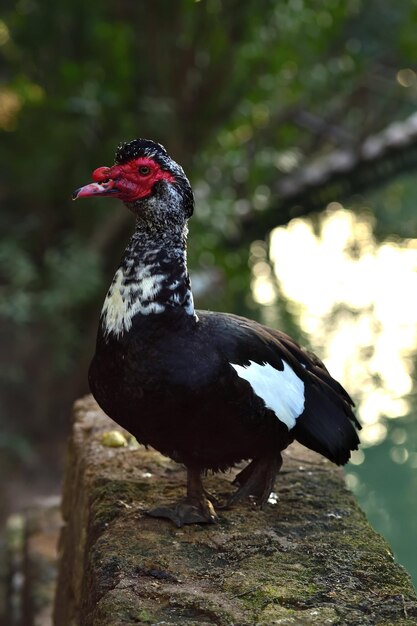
[257,205,417,588]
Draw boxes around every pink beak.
[72,181,118,199]
[72,166,120,200]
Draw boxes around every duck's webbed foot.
[226,454,282,508]
[147,497,217,527]
[147,467,218,527]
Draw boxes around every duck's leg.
[147,467,218,527]
[226,454,282,508]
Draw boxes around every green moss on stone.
[91,589,154,625]
[56,401,417,626]
[89,479,150,533]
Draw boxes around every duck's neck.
[101,220,195,340]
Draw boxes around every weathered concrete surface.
[54,396,417,626]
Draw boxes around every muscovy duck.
[73,139,360,527]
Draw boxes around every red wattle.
[92,166,112,182]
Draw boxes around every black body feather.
[89,310,360,471]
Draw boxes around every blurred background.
[1,0,417,594]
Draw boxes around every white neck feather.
[100,243,195,339]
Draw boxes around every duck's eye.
[138,166,151,176]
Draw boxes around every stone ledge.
[53,396,417,626]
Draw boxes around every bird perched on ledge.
[73,139,360,527]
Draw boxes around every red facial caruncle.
[73,157,175,202]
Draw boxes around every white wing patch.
[230,359,305,429]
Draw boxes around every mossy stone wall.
[53,396,417,625]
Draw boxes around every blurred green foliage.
[1,0,417,480]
